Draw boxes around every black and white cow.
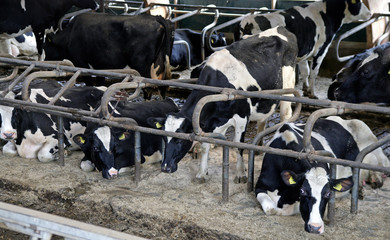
[255,116,389,234]
[73,98,179,179]
[44,12,174,90]
[170,28,227,70]
[8,86,106,162]
[328,42,390,104]
[0,0,99,57]
[237,0,371,98]
[149,27,298,181]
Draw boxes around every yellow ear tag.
[156,122,162,129]
[351,0,356,4]
[388,69,390,75]
[333,183,343,191]
[289,176,296,185]
[119,133,126,140]
[79,137,85,144]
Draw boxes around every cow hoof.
[2,149,18,157]
[194,176,207,184]
[234,176,248,184]
[80,160,95,172]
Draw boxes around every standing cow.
[0,0,99,58]
[44,12,174,97]
[73,99,179,179]
[148,27,298,181]
[255,116,389,234]
[328,42,390,104]
[237,0,371,98]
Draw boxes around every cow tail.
[155,16,174,80]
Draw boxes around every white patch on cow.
[94,126,111,152]
[358,53,379,70]
[257,189,300,216]
[255,27,288,42]
[108,102,121,115]
[108,167,118,176]
[326,116,390,186]
[343,2,372,24]
[281,128,298,145]
[0,92,17,140]
[196,142,211,179]
[2,141,17,157]
[164,116,185,143]
[207,49,261,91]
[305,167,328,234]
[80,160,95,172]
[29,89,71,103]
[280,65,295,121]
[240,14,286,39]
[16,129,48,159]
[143,151,162,164]
[20,0,26,11]
[10,33,38,57]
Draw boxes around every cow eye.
[360,69,369,77]
[93,146,100,152]
[324,191,331,199]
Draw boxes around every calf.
[0,0,98,57]
[237,0,371,98]
[10,86,106,162]
[73,98,179,179]
[328,42,390,104]
[149,27,298,181]
[255,116,389,234]
[170,28,227,70]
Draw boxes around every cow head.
[0,92,17,141]
[343,0,371,24]
[148,114,193,173]
[72,0,99,11]
[74,126,132,179]
[329,46,390,104]
[281,168,353,234]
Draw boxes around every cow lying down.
[3,85,106,162]
[328,42,390,104]
[73,98,179,179]
[255,116,389,234]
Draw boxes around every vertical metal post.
[57,117,65,166]
[351,167,360,214]
[99,0,105,12]
[328,164,336,226]
[135,131,141,185]
[222,146,229,203]
[247,149,255,192]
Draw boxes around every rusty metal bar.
[351,135,390,214]
[135,131,141,186]
[328,164,337,227]
[49,70,81,105]
[0,64,35,98]
[222,146,229,203]
[22,71,70,100]
[57,117,65,166]
[0,66,19,82]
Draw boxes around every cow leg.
[2,141,17,156]
[234,130,247,184]
[299,60,311,97]
[195,142,211,181]
[80,158,96,172]
[37,139,60,162]
[256,192,282,215]
[280,65,296,121]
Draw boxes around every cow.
[255,116,389,234]
[9,86,106,162]
[43,12,174,98]
[143,0,171,19]
[73,98,179,179]
[237,0,372,98]
[328,42,390,104]
[0,0,99,58]
[170,28,227,71]
[147,27,298,182]
[9,32,38,58]
[0,81,62,156]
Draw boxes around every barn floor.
[0,72,389,239]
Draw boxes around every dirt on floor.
[0,67,389,239]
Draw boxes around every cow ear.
[147,117,166,129]
[281,170,301,186]
[330,177,354,192]
[118,131,130,141]
[73,134,87,146]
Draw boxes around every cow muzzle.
[307,223,324,234]
[2,131,16,140]
[107,167,118,179]
[161,162,177,173]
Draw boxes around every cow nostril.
[3,132,15,140]
[308,224,322,234]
